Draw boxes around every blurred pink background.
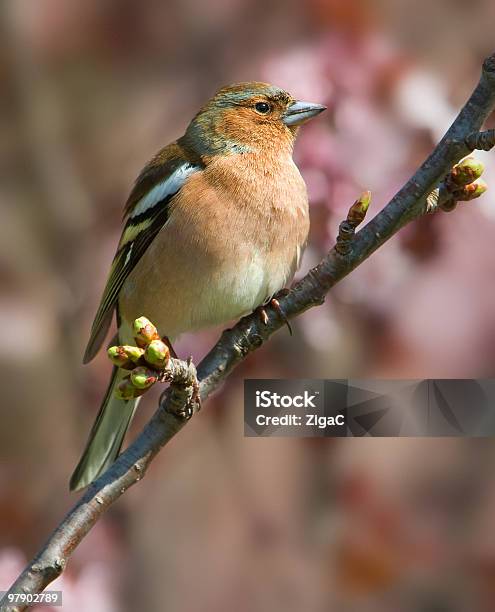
[2,1,495,610]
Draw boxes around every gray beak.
[283,100,326,126]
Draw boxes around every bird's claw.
[255,290,292,335]
[269,292,292,336]
[258,307,269,325]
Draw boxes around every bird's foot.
[269,289,292,335]
[257,306,269,325]
[270,297,292,336]
[255,289,292,335]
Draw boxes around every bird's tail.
[70,367,140,491]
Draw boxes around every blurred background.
[2,0,495,610]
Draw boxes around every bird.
[70,82,326,490]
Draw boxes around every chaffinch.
[70,82,325,490]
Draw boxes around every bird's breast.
[119,152,309,338]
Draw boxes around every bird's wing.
[83,143,202,363]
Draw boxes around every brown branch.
[3,51,495,612]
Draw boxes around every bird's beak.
[283,100,326,126]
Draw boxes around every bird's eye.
[254,102,271,114]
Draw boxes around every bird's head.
[180,82,326,157]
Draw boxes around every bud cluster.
[107,317,171,400]
[450,157,487,202]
